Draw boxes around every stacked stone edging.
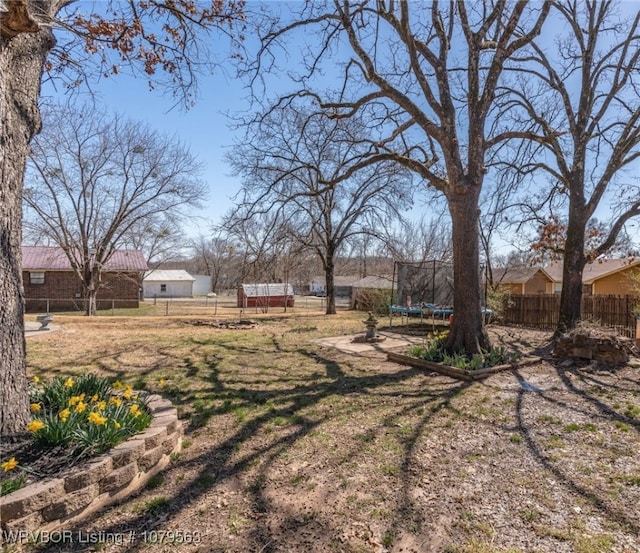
[0,394,182,537]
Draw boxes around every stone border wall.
[0,394,182,536]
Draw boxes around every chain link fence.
[25,295,352,317]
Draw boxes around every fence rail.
[502,294,639,337]
[24,295,351,317]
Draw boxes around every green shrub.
[352,288,391,314]
[408,331,520,370]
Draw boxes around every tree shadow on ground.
[33,336,471,552]
[512,365,640,536]
[29,325,640,552]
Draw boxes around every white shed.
[143,269,195,298]
[192,275,213,296]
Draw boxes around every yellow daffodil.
[97,400,107,411]
[1,457,18,472]
[30,403,41,412]
[74,401,87,414]
[123,386,133,400]
[27,420,46,433]
[33,376,41,383]
[59,408,71,422]
[87,412,108,426]
[91,394,99,403]
[113,421,122,429]
[109,396,123,407]
[158,378,166,387]
[112,380,123,390]
[129,404,141,417]
[63,377,75,388]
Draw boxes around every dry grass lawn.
[17,311,640,553]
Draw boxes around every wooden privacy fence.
[501,294,639,337]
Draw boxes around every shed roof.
[311,275,361,287]
[22,246,148,272]
[352,275,394,289]
[240,283,294,297]
[144,269,195,282]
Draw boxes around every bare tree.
[227,103,413,314]
[24,104,206,315]
[1,0,244,436]
[379,213,452,266]
[190,231,242,294]
[118,215,186,267]
[512,0,640,333]
[248,1,550,352]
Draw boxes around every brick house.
[22,246,148,312]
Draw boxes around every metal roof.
[240,283,294,297]
[22,246,148,272]
[144,269,195,282]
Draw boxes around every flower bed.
[387,330,539,380]
[387,350,538,380]
[0,393,182,537]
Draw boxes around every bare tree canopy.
[0,0,244,435]
[246,1,550,351]
[226,101,414,314]
[24,103,206,315]
[511,0,640,332]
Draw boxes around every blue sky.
[38,1,640,253]
[41,54,251,238]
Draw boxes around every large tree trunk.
[0,23,53,436]
[444,184,491,355]
[557,196,588,334]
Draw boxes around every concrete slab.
[24,320,59,338]
[312,332,424,355]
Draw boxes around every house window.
[30,272,45,285]
[160,284,167,293]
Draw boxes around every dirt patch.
[7,316,640,552]
[187,319,258,330]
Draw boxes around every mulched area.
[1,434,86,487]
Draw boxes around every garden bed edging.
[387,351,539,381]
[0,394,182,538]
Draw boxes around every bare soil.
[5,314,640,553]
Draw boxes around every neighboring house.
[490,267,554,295]
[309,275,360,297]
[545,258,640,296]
[351,275,394,309]
[22,246,147,312]
[192,275,213,296]
[143,269,195,298]
[237,283,295,308]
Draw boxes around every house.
[143,269,196,298]
[490,266,554,295]
[351,275,394,310]
[545,258,640,295]
[309,275,361,297]
[238,283,295,308]
[22,246,147,312]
